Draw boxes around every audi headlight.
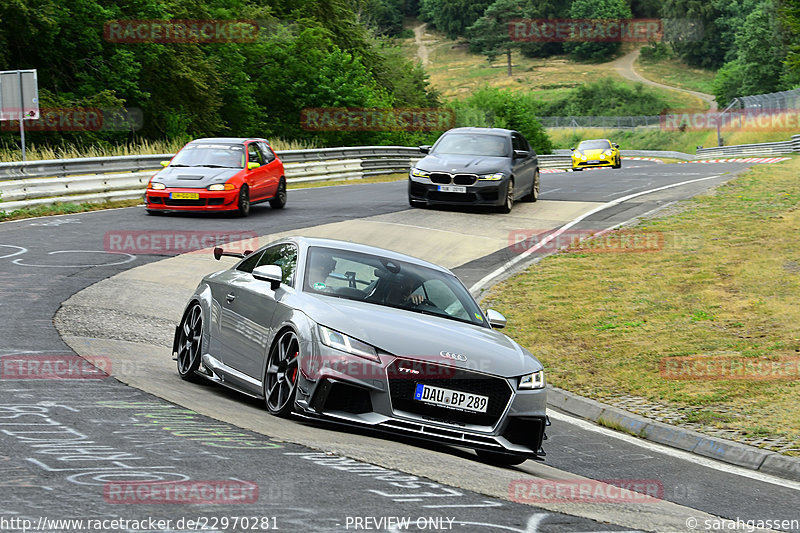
[479,172,504,181]
[208,183,235,191]
[519,370,545,389]
[148,182,166,190]
[410,167,430,178]
[318,325,380,363]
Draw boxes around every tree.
[419,0,493,39]
[780,0,800,86]
[563,0,632,61]
[467,0,530,76]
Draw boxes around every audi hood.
[296,292,542,378]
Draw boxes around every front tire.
[521,170,539,202]
[475,449,528,466]
[269,179,287,209]
[237,186,250,217]
[497,180,514,213]
[176,303,203,381]
[264,329,300,418]
[613,156,621,169]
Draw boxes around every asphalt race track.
[2,160,799,532]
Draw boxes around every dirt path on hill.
[612,47,717,110]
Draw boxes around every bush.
[639,42,674,62]
[448,87,553,153]
[540,78,672,117]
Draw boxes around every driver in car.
[308,256,337,292]
[388,277,425,307]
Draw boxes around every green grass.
[483,156,800,452]
[400,25,705,110]
[636,56,717,97]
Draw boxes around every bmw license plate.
[170,192,200,200]
[437,185,466,193]
[414,383,489,413]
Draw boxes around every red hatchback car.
[145,137,286,216]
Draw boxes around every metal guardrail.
[696,138,797,158]
[0,146,571,212]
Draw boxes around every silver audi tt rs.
[173,237,548,465]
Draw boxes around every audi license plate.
[414,383,488,413]
[437,185,466,193]
[170,192,200,200]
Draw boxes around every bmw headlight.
[410,167,430,178]
[318,325,380,362]
[148,182,166,190]
[518,370,545,389]
[479,172,504,181]
[208,183,235,191]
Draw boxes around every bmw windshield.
[170,144,245,168]
[303,246,488,327]
[432,133,510,157]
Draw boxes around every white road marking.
[548,410,800,492]
[470,174,723,292]
[11,250,136,268]
[0,245,27,259]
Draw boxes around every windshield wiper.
[170,164,190,167]
[192,164,231,168]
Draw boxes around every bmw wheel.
[176,303,203,381]
[269,179,287,209]
[497,180,514,213]
[522,170,539,202]
[237,186,251,217]
[264,329,300,418]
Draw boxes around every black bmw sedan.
[408,127,540,213]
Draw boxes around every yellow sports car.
[571,139,621,170]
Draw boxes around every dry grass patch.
[483,157,800,451]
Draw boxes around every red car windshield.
[170,144,245,168]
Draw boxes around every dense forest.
[0,0,798,154]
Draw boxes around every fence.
[0,147,574,212]
[696,135,800,158]
[541,116,661,129]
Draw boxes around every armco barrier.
[0,147,575,212]
[696,140,795,158]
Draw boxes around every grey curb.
[547,385,800,482]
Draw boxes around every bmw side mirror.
[485,309,506,329]
[419,145,431,154]
[252,265,282,290]
[513,149,529,159]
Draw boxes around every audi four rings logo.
[440,351,467,362]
